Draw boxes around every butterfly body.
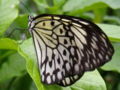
[28,14,114,86]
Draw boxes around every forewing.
[30,15,114,86]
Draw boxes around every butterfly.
[28,14,114,86]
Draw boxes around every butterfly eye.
[29,14,114,86]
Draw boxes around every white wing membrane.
[30,14,114,86]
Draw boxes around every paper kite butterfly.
[28,14,114,86]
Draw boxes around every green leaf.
[101,43,120,73]
[18,38,44,90]
[6,15,29,40]
[0,53,26,82]
[70,70,106,90]
[98,24,120,42]
[63,0,107,12]
[117,82,120,90]
[44,84,71,90]
[63,0,120,13]
[0,38,18,50]
[11,14,28,29]
[46,0,66,14]
[9,74,37,90]
[103,0,120,9]
[93,8,107,23]
[104,16,120,25]
[33,0,48,8]
[53,0,66,7]
[33,0,49,13]
[0,79,12,90]
[0,0,19,36]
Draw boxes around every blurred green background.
[0,0,120,90]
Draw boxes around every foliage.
[0,0,120,90]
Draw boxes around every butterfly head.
[28,16,35,33]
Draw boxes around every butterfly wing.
[29,14,114,86]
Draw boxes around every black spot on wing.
[64,39,68,44]
[63,49,67,56]
[51,21,55,26]
[60,28,63,34]
[43,22,45,26]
